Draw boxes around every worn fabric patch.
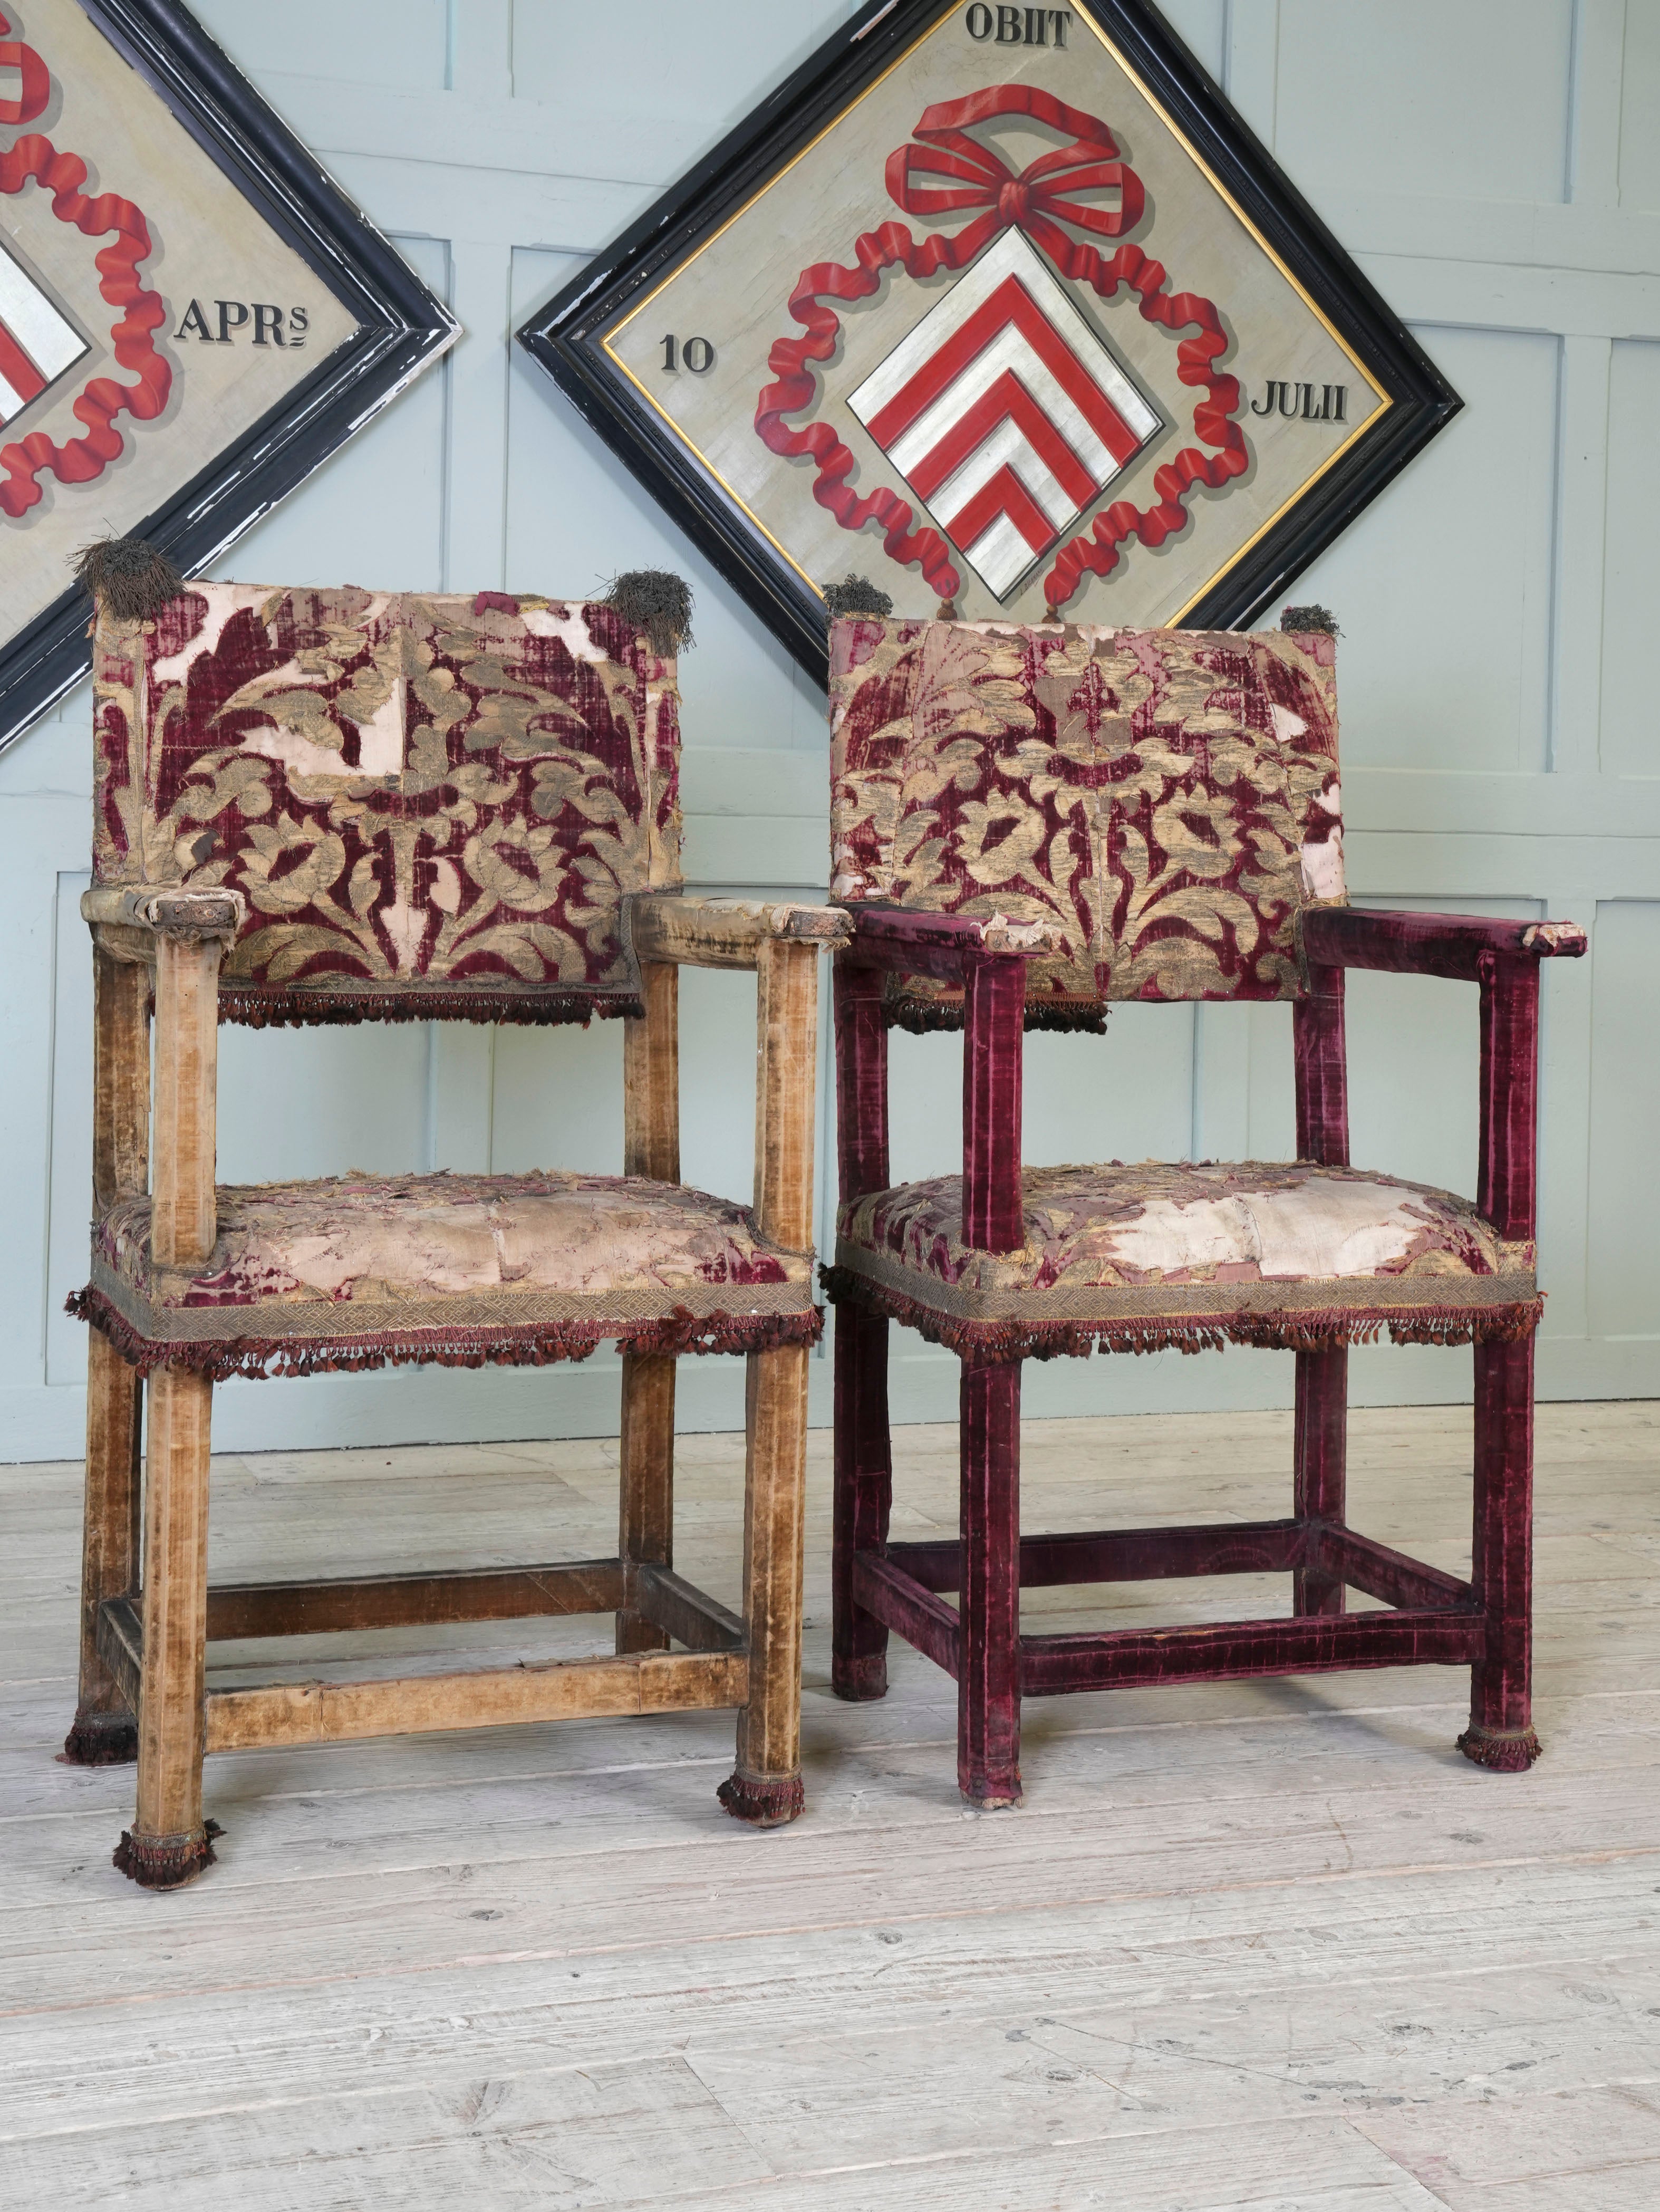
[92,585,682,1022]
[79,1170,819,1380]
[98,1170,809,1310]
[832,1160,1536,1353]
[828,615,1341,1022]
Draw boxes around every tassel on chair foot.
[112,1819,223,1889]
[1457,1724,1541,1773]
[59,1712,138,1766]
[717,1769,805,1828]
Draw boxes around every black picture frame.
[518,0,1460,688]
[0,0,458,755]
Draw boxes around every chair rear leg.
[1293,1347,1347,1618]
[1460,1335,1541,1772]
[63,1329,143,1765]
[616,1352,674,1654]
[720,1341,809,1826]
[831,1304,892,1701]
[115,1367,219,1888]
[959,1355,1022,1809]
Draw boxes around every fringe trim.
[60,1711,137,1766]
[717,1769,806,1827]
[68,1287,823,1383]
[819,1266,1544,1361]
[113,1819,223,1891]
[217,985,641,1031]
[1458,1724,1542,1774]
[883,992,1108,1036]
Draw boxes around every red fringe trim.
[820,1266,1543,1360]
[217,986,641,1031]
[883,990,1107,1036]
[68,1286,823,1383]
[718,1769,806,1826]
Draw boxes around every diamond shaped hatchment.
[849,230,1160,601]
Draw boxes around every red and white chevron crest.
[849,229,1161,600]
[0,242,86,427]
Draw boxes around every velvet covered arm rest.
[837,902,1063,985]
[81,883,246,960]
[1300,906,1586,982]
[1297,905,1586,1245]
[625,892,851,972]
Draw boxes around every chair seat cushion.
[828,1161,1539,1357]
[75,1171,818,1380]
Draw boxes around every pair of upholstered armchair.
[65,573,1581,1884]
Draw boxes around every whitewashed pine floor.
[3,1399,1658,2209]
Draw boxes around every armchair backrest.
[828,615,1343,1026]
[93,584,681,1026]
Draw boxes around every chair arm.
[838,902,1061,984]
[625,891,851,972]
[1301,906,1586,982]
[1301,905,1585,1245]
[82,883,246,959]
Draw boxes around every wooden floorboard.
[1,1401,1657,2207]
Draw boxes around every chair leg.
[959,1355,1022,1810]
[62,1329,143,1765]
[1460,1335,1541,1772]
[831,1304,892,1701]
[1293,1346,1347,1618]
[115,1368,219,1888]
[616,1352,675,1655]
[720,1341,809,1827]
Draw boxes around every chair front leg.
[117,918,225,1886]
[832,1303,892,1700]
[1460,1335,1541,1772]
[959,1354,1022,1809]
[720,1342,809,1826]
[115,1366,218,1887]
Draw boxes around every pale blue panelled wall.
[3,0,1657,1460]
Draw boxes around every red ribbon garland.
[754,84,1247,611]
[0,111,172,520]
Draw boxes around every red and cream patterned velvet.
[92,585,681,1025]
[828,615,1341,1027]
[829,1161,1540,1358]
[72,1171,818,1381]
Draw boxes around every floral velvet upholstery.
[92,585,681,1025]
[831,1162,1541,1359]
[83,1171,817,1381]
[828,615,1341,1028]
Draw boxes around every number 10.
[661,334,716,373]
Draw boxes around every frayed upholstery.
[218,985,641,1030]
[70,1285,822,1382]
[883,987,1107,1035]
[718,1769,806,1826]
[821,1264,1543,1361]
[76,535,185,619]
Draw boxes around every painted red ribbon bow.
[884,83,1145,277]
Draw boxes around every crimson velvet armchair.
[824,611,1585,1809]
[64,574,846,1887]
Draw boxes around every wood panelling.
[2,0,1655,1459]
